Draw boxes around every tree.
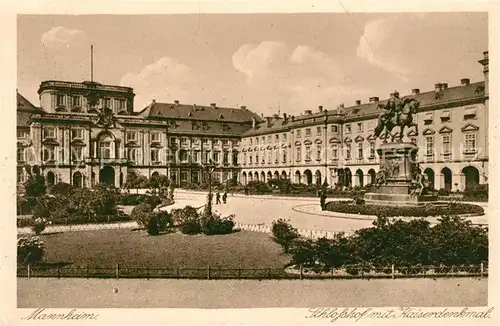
[271,219,300,253]
[24,165,46,198]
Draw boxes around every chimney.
[152,99,156,104]
[435,83,442,92]
[461,78,470,87]
[318,105,323,112]
[338,103,344,109]
[441,83,448,90]
[266,116,272,127]
[291,115,295,122]
[174,100,179,105]
[210,103,216,108]
[283,113,288,121]
[261,113,264,118]
[412,88,420,95]
[355,100,361,105]
[478,51,489,96]
[369,97,379,103]
[304,110,312,115]
[240,105,247,110]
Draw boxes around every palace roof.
[17,92,43,127]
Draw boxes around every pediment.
[42,139,60,146]
[281,143,288,148]
[247,148,253,152]
[354,135,365,142]
[422,128,435,135]
[150,142,164,148]
[70,139,87,147]
[266,145,273,150]
[242,148,247,152]
[461,123,479,132]
[407,130,418,137]
[367,134,377,141]
[125,141,142,148]
[314,139,323,144]
[303,140,313,146]
[439,126,453,134]
[273,145,279,149]
[344,137,352,143]
[295,141,302,146]
[329,137,341,144]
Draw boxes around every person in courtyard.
[216,191,221,204]
[222,191,227,204]
[320,189,328,211]
[244,185,249,195]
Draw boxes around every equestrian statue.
[374,91,419,142]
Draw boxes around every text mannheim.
[17,51,489,192]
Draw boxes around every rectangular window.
[56,94,64,106]
[193,151,200,163]
[296,130,301,138]
[275,134,279,141]
[42,146,55,162]
[283,149,287,163]
[223,152,229,164]
[441,110,451,122]
[316,127,322,135]
[345,124,351,134]
[17,148,25,162]
[442,135,451,155]
[305,146,311,161]
[127,148,137,162]
[222,140,229,146]
[71,129,83,140]
[249,138,253,145]
[369,142,375,158]
[151,132,161,143]
[465,133,477,153]
[104,98,111,108]
[202,139,210,145]
[232,152,238,165]
[17,130,28,139]
[425,136,434,156]
[170,137,177,146]
[180,171,188,183]
[126,131,137,142]
[116,99,125,110]
[358,123,363,133]
[267,151,271,163]
[346,144,351,160]
[100,142,111,159]
[256,137,259,145]
[358,142,363,159]
[214,151,220,163]
[282,133,287,141]
[179,150,188,163]
[267,135,271,143]
[331,125,338,133]
[316,146,321,161]
[72,147,83,162]
[255,154,259,164]
[331,144,338,159]
[193,138,200,145]
[17,170,26,183]
[296,147,301,161]
[72,96,81,107]
[44,127,56,139]
[464,107,477,120]
[249,155,253,164]
[424,112,433,125]
[261,136,265,143]
[180,137,189,146]
[203,151,210,164]
[305,128,311,137]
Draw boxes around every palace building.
[17,51,489,192]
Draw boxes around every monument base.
[364,192,438,207]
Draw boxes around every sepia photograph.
[4,2,497,322]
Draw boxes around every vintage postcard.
[1,0,499,325]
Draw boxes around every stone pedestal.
[364,142,437,206]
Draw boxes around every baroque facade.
[239,51,489,192]
[17,51,489,192]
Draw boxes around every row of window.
[55,94,126,111]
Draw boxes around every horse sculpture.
[374,94,420,142]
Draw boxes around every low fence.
[17,263,488,280]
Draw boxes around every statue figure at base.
[409,166,428,196]
[374,167,388,187]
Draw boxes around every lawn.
[27,229,290,269]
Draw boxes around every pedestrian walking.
[320,189,328,211]
[244,185,249,195]
[222,191,227,204]
[216,191,221,204]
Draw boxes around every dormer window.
[126,131,137,142]
[56,94,64,106]
[345,124,351,134]
[72,96,81,107]
[71,128,83,140]
[116,99,126,113]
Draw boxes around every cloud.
[41,26,86,49]
[232,41,365,113]
[120,57,196,110]
[356,18,410,80]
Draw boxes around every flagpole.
[91,45,94,82]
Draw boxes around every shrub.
[31,217,50,235]
[155,211,172,231]
[200,214,235,235]
[147,213,160,235]
[131,202,154,228]
[324,201,483,217]
[271,218,300,253]
[437,188,450,196]
[17,236,45,265]
[180,219,202,235]
[171,206,200,226]
[463,184,488,202]
[247,181,271,194]
[118,194,149,206]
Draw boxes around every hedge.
[324,201,484,217]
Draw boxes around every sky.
[17,13,488,116]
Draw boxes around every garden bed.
[324,201,484,217]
